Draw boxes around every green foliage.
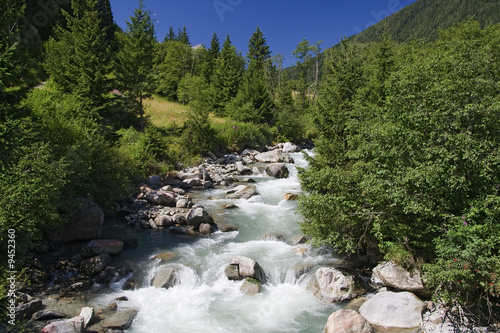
[152,40,193,100]
[299,20,500,321]
[117,126,173,176]
[177,74,207,105]
[212,120,271,152]
[44,0,111,106]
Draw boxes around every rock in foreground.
[359,291,426,330]
[325,309,372,333]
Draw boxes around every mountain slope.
[348,0,500,43]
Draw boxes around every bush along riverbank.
[5,144,498,333]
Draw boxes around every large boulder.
[255,149,286,163]
[101,308,138,330]
[185,207,213,227]
[236,161,252,175]
[154,215,174,228]
[15,300,43,320]
[45,198,104,243]
[226,185,258,199]
[308,267,365,303]
[359,291,426,330]
[146,190,176,206]
[371,261,428,296]
[81,239,123,258]
[325,309,372,333]
[265,163,289,178]
[227,256,266,284]
[152,265,181,289]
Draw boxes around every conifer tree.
[234,27,274,123]
[165,25,176,41]
[207,35,244,115]
[178,26,190,45]
[45,0,111,107]
[116,0,155,130]
[204,32,220,82]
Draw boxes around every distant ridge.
[347,0,500,44]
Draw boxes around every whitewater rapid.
[93,151,344,333]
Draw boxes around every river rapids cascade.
[94,151,347,333]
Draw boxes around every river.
[94,151,347,332]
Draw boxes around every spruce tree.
[204,32,220,82]
[235,27,274,123]
[178,26,190,45]
[207,35,244,115]
[45,0,111,107]
[165,25,176,41]
[116,0,155,130]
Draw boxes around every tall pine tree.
[45,0,111,107]
[233,27,274,123]
[207,35,244,115]
[116,0,155,130]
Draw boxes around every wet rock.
[224,203,239,209]
[101,308,138,330]
[241,178,256,183]
[154,214,174,228]
[146,190,176,206]
[229,256,266,284]
[371,261,429,297]
[185,207,213,227]
[263,232,286,242]
[172,213,186,225]
[236,162,252,175]
[226,185,258,199]
[324,309,372,333]
[217,224,239,232]
[183,178,201,187]
[15,300,43,320]
[45,198,104,243]
[79,254,111,275]
[199,223,215,235]
[81,239,124,258]
[359,291,426,330]
[40,316,84,333]
[290,234,309,245]
[32,310,67,321]
[265,163,289,178]
[169,226,197,235]
[152,265,181,289]
[203,181,215,189]
[284,193,299,201]
[225,264,241,280]
[308,267,365,303]
[240,277,261,296]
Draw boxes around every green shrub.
[211,120,272,152]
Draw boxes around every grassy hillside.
[348,0,500,43]
[144,95,189,128]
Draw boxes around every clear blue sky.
[109,0,417,67]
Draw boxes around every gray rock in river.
[308,267,365,303]
[228,256,267,284]
[255,149,286,163]
[240,277,262,296]
[371,261,429,297]
[225,185,259,199]
[265,163,289,178]
[101,308,138,330]
[359,291,426,330]
[152,265,181,289]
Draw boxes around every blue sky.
[109,0,418,67]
